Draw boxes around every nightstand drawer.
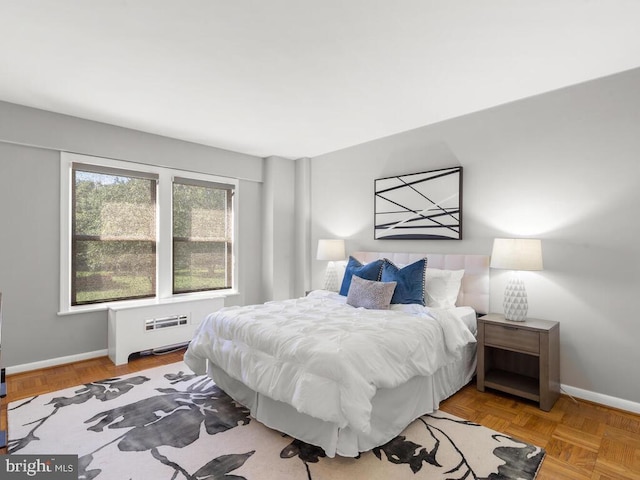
[484,324,539,354]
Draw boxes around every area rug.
[8,362,545,479]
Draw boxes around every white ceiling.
[2,1,640,159]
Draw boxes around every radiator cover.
[108,297,224,365]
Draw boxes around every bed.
[184,251,490,457]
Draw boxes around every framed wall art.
[374,166,462,240]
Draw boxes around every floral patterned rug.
[8,362,545,479]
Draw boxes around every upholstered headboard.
[352,252,490,315]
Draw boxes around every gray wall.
[262,156,312,301]
[2,64,639,409]
[262,156,296,301]
[0,102,265,367]
[310,68,640,407]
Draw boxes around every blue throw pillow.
[381,258,427,305]
[339,257,385,296]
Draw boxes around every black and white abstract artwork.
[374,166,462,240]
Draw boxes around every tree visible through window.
[72,164,157,305]
[172,178,234,294]
[65,156,236,311]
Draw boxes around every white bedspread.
[184,290,476,435]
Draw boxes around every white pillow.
[425,268,464,309]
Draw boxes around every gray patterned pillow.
[346,275,397,310]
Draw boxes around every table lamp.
[490,238,543,321]
[316,239,346,291]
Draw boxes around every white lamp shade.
[490,238,543,271]
[316,239,346,261]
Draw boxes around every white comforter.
[184,290,476,434]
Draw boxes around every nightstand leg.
[539,330,560,411]
[476,323,486,391]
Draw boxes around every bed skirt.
[205,342,477,457]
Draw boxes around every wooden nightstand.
[477,313,560,411]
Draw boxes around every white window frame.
[59,152,239,314]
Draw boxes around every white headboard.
[352,252,490,315]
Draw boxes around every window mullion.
[157,171,173,299]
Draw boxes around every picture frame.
[374,166,463,240]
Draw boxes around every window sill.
[57,290,238,316]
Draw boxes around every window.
[172,177,234,294]
[72,163,158,305]
[60,153,237,313]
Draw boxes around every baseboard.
[562,383,640,415]
[5,349,109,375]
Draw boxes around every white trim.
[56,289,235,316]
[6,349,108,375]
[157,169,173,299]
[59,156,72,314]
[59,152,239,314]
[561,383,640,415]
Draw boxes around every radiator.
[107,297,224,365]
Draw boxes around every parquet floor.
[440,384,640,479]
[2,350,639,479]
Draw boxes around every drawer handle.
[503,326,518,330]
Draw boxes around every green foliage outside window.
[71,167,234,306]
[73,171,156,305]
[173,182,232,294]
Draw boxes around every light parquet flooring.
[2,350,639,479]
[439,385,640,480]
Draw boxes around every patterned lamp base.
[323,262,341,292]
[503,275,528,321]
